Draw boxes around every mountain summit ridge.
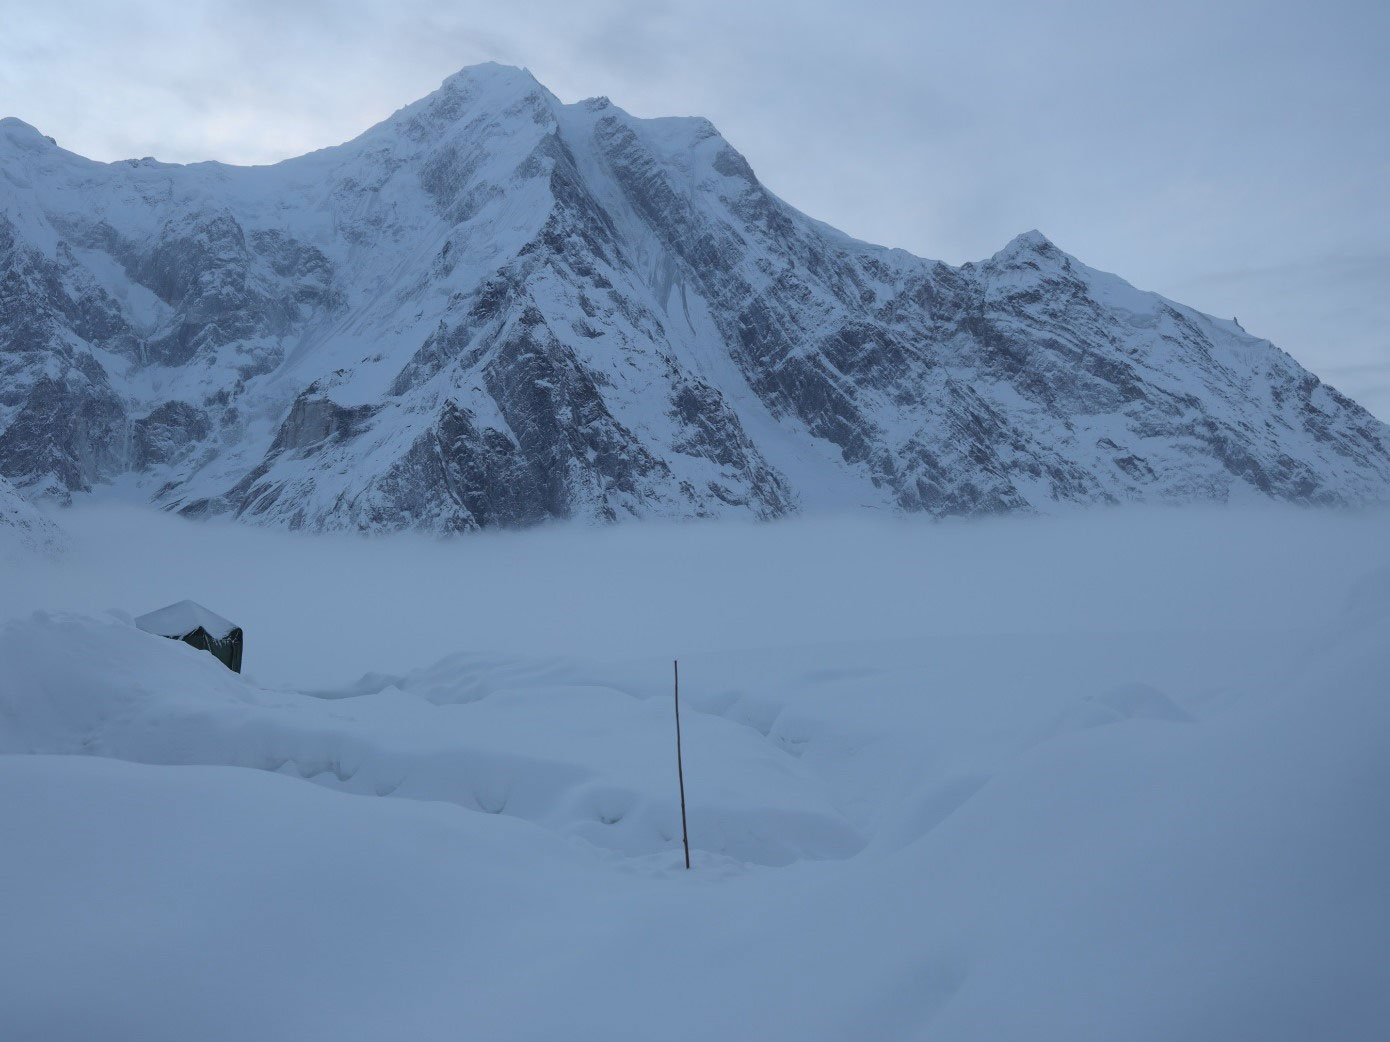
[2,63,1388,530]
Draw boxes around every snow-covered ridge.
[0,474,66,558]
[3,63,1388,529]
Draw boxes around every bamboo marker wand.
[674,658,691,870]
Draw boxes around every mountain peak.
[998,229,1058,257]
[365,62,555,150]
[0,117,57,153]
[439,62,543,96]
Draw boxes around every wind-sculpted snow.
[2,66,1389,529]
[0,612,862,866]
[2,507,1390,1039]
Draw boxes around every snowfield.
[2,504,1389,1040]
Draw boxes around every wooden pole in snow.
[674,659,691,870]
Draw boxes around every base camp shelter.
[135,599,243,673]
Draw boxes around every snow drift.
[1,505,1388,1039]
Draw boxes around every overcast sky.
[4,0,1387,418]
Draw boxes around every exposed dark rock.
[133,402,213,470]
[1,64,1387,529]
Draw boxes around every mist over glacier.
[2,503,1389,1039]
[6,501,1386,687]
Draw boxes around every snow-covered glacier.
[3,63,1388,530]
[3,505,1389,1039]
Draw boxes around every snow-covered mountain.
[3,63,1388,530]
[0,473,66,557]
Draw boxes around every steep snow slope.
[3,64,1389,530]
[0,473,65,558]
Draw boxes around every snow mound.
[1037,681,1194,743]
[0,612,861,865]
[2,613,1388,1040]
[3,508,1390,1038]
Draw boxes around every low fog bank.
[4,502,1390,1040]
[4,503,1387,689]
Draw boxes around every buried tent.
[135,599,243,673]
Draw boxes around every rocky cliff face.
[2,64,1388,530]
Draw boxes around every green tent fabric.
[134,600,243,673]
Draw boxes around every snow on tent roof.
[135,600,239,640]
